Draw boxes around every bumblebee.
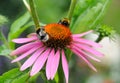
[58,18,70,27]
[36,18,70,42]
[36,27,49,42]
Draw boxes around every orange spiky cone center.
[44,23,72,49]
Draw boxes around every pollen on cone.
[44,23,71,40]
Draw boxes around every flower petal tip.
[12,39,21,43]
[49,74,55,80]
[93,68,97,72]
[50,76,54,80]
[30,72,36,77]
[30,70,39,77]
[20,67,25,71]
[66,81,68,83]
[27,33,37,37]
[29,72,33,76]
[11,60,16,63]
[46,77,50,80]
[99,53,104,57]
[89,30,93,32]
[12,39,16,42]
[97,60,101,62]
[98,44,103,48]
[94,69,97,72]
[10,52,15,56]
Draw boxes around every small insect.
[36,18,70,42]
[36,27,49,42]
[58,18,70,27]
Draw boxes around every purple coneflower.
[10,19,103,83]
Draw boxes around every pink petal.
[73,37,101,48]
[72,30,93,37]
[11,46,40,63]
[46,49,55,80]
[72,43,103,57]
[20,47,45,71]
[51,49,60,80]
[30,48,51,76]
[12,37,38,43]
[71,48,97,72]
[62,50,69,83]
[10,41,42,56]
[72,45,101,62]
[27,33,37,37]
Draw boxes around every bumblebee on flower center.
[36,19,72,49]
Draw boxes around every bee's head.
[36,27,49,42]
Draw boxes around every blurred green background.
[0,0,120,83]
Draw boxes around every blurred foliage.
[0,15,8,26]
[0,68,29,83]
[71,0,111,33]
[8,12,31,49]
[96,24,115,39]
[35,0,70,23]
[94,24,116,42]
[0,0,25,21]
[103,0,120,34]
[0,45,11,58]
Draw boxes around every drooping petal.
[51,49,60,80]
[73,37,101,48]
[20,47,45,71]
[27,33,37,37]
[62,50,69,83]
[12,37,38,44]
[46,49,55,80]
[30,48,51,76]
[10,41,42,56]
[71,45,101,62]
[11,46,40,63]
[72,43,104,57]
[72,30,93,38]
[71,48,97,72]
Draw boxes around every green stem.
[29,0,40,29]
[67,0,77,21]
[0,30,10,49]
[58,62,64,83]
[26,75,31,83]
[95,34,104,43]
[15,57,21,67]
[23,0,31,12]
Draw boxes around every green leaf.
[8,12,31,49]
[71,0,111,33]
[0,30,5,42]
[0,45,11,58]
[0,30,9,46]
[0,68,29,83]
[8,22,34,49]
[54,72,59,83]
[8,12,30,40]
[9,12,30,35]
[28,73,40,83]
[72,0,96,21]
[0,14,8,27]
[8,11,46,49]
[12,73,29,83]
